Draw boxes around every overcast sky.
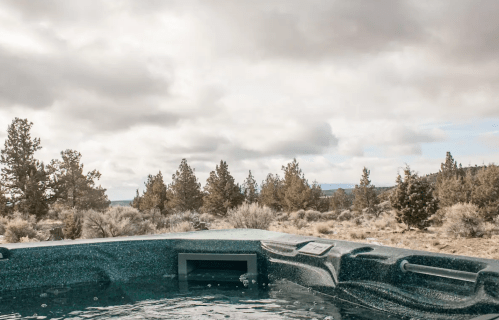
[1,0,498,201]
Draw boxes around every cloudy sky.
[1,0,498,201]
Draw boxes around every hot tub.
[1,229,498,319]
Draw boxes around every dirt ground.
[266,220,499,261]
[208,218,499,261]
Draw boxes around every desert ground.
[1,207,498,262]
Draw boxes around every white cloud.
[0,1,498,200]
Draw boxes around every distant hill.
[110,200,132,207]
[321,186,395,197]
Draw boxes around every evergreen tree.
[352,167,379,215]
[169,159,204,212]
[48,150,110,211]
[330,188,351,211]
[259,173,284,212]
[309,180,329,212]
[202,160,244,216]
[469,164,499,222]
[0,184,8,216]
[389,164,439,230]
[21,162,50,219]
[131,189,141,210]
[139,171,168,214]
[242,170,259,204]
[435,169,475,209]
[281,158,311,212]
[435,151,465,200]
[0,118,49,219]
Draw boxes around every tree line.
[0,118,110,219]
[131,157,378,217]
[132,151,499,231]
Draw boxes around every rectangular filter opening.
[178,253,257,282]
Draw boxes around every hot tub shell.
[1,229,499,320]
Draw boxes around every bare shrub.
[337,210,353,221]
[276,212,289,222]
[353,215,364,226]
[11,211,38,228]
[321,211,337,221]
[166,210,208,231]
[171,221,195,233]
[82,206,154,239]
[4,218,38,243]
[290,209,306,221]
[349,231,367,240]
[199,212,216,223]
[82,210,108,238]
[58,208,78,222]
[20,236,40,243]
[227,203,275,230]
[373,212,398,230]
[304,210,321,222]
[142,208,169,230]
[293,219,307,229]
[315,222,330,234]
[428,208,447,227]
[443,202,485,238]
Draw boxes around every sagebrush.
[82,206,154,239]
[4,218,38,243]
[228,203,275,230]
[443,202,484,238]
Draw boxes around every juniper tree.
[330,188,351,211]
[352,167,379,216]
[309,180,329,212]
[168,159,204,212]
[389,164,439,230]
[469,164,499,222]
[48,150,110,211]
[281,158,311,212]
[436,169,476,209]
[138,171,168,214]
[131,189,141,210]
[259,173,284,212]
[202,160,244,216]
[21,162,50,219]
[0,185,7,216]
[0,118,49,219]
[435,152,465,200]
[242,170,259,204]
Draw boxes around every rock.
[47,227,64,241]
